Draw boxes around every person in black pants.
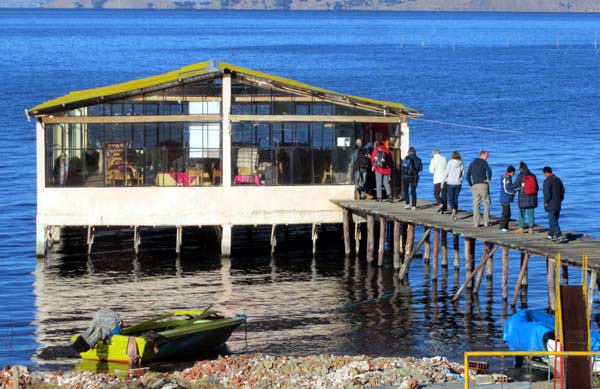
[498,165,516,232]
[542,166,566,243]
[401,147,423,210]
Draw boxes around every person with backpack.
[441,150,464,220]
[401,146,423,210]
[542,166,567,243]
[350,138,371,200]
[370,140,393,202]
[429,148,448,213]
[498,165,516,233]
[466,150,492,227]
[513,161,539,234]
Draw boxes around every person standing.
[513,161,539,234]
[350,138,371,199]
[371,140,393,202]
[498,165,516,233]
[442,151,464,220]
[429,148,448,213]
[401,146,423,210]
[542,166,566,243]
[466,150,492,227]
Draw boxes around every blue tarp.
[503,309,600,352]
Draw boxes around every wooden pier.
[333,199,600,311]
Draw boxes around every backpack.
[522,174,538,195]
[374,149,388,169]
[401,157,414,176]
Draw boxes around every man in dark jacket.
[401,146,423,210]
[466,150,492,227]
[542,166,566,243]
[351,138,371,199]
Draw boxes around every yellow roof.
[27,60,419,117]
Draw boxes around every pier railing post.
[367,214,375,263]
[343,209,351,257]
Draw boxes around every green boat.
[71,309,245,364]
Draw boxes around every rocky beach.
[4,353,475,388]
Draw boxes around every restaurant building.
[28,60,419,256]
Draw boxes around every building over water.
[28,60,419,256]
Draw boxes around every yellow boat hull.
[71,334,148,364]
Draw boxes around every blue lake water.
[1,9,600,369]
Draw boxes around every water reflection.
[33,242,517,370]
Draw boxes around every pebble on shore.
[14,354,466,388]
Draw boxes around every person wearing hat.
[542,166,567,243]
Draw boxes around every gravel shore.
[3,354,530,388]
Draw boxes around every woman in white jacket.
[442,151,464,219]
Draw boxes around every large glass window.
[231,122,352,186]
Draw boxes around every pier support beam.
[441,231,448,268]
[399,227,431,280]
[176,225,183,255]
[87,225,94,255]
[520,252,528,287]
[465,238,475,288]
[432,229,440,280]
[512,252,530,307]
[36,223,45,257]
[220,224,231,257]
[453,234,460,268]
[452,244,498,301]
[270,224,277,256]
[133,226,141,255]
[474,242,494,295]
[502,247,509,301]
[343,209,351,257]
[393,220,402,269]
[312,223,319,255]
[378,217,386,266]
[423,229,431,263]
[354,222,362,256]
[367,215,375,263]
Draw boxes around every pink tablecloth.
[168,172,197,186]
[234,175,261,185]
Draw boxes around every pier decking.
[332,199,600,311]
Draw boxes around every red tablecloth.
[234,175,261,185]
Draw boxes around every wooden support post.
[403,223,415,272]
[432,229,440,280]
[176,225,183,255]
[453,233,460,268]
[36,222,45,257]
[354,222,362,256]
[465,238,475,288]
[547,258,556,311]
[423,229,431,263]
[87,225,94,255]
[520,252,528,286]
[441,231,448,268]
[133,226,141,255]
[486,242,494,279]
[367,215,375,263]
[474,242,494,295]
[399,227,432,280]
[502,247,509,301]
[343,209,351,257]
[393,220,402,269]
[589,270,597,316]
[452,245,498,301]
[312,223,319,255]
[378,216,386,267]
[511,252,531,307]
[270,224,277,256]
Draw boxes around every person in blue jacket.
[498,165,516,233]
[542,166,566,243]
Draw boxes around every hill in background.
[0,0,599,11]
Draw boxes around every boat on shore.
[71,309,245,365]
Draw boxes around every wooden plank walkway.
[331,199,600,271]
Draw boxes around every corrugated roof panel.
[28,60,419,116]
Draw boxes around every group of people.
[351,141,567,244]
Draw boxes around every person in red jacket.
[371,140,393,202]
